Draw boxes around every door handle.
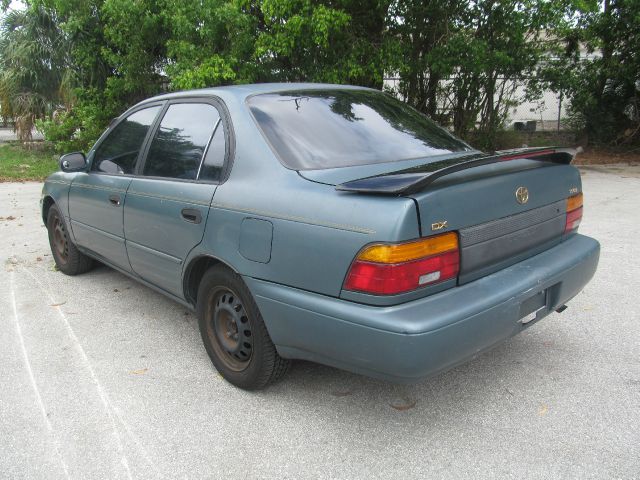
[108,194,121,206]
[181,208,202,224]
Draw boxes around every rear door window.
[198,121,226,182]
[143,103,221,180]
[92,106,161,174]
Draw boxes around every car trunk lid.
[393,157,579,284]
[301,148,580,287]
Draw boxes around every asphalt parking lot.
[1,165,639,480]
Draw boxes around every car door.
[68,104,163,271]
[124,99,228,296]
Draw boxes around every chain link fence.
[384,77,570,133]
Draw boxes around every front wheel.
[46,205,93,275]
[197,265,290,390]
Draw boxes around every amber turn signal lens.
[567,192,583,212]
[357,232,459,264]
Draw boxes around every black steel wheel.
[197,265,290,389]
[46,205,93,275]
[207,287,253,371]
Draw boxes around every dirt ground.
[574,147,640,165]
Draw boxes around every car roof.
[137,82,375,106]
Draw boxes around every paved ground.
[0,128,44,142]
[1,166,639,480]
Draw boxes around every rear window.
[247,89,471,170]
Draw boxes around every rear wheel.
[197,265,290,389]
[46,205,93,275]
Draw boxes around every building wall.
[383,47,600,131]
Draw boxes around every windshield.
[247,89,471,170]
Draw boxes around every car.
[41,83,600,390]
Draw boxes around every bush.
[37,90,121,153]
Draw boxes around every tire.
[197,265,290,390]
[46,205,93,275]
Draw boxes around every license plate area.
[519,289,547,324]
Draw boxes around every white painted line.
[21,267,135,480]
[9,271,71,480]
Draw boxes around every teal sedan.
[42,83,600,389]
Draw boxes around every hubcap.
[208,288,253,371]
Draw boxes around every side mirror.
[59,152,87,172]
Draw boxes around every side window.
[143,103,220,180]
[92,106,161,174]
[199,121,226,182]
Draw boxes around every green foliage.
[162,0,253,88]
[101,0,168,99]
[163,0,390,89]
[569,0,640,144]
[2,0,637,152]
[26,0,169,152]
[388,0,595,148]
[254,0,380,85]
[530,0,638,145]
[37,88,118,153]
[0,4,70,139]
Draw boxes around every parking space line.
[9,271,71,480]
[21,267,135,480]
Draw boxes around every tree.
[34,0,169,151]
[3,0,633,152]
[161,0,256,89]
[389,0,591,148]
[568,0,640,144]
[101,0,169,102]
[162,0,392,90]
[0,5,70,140]
[387,0,467,119]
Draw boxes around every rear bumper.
[244,234,600,382]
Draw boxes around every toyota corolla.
[41,84,600,389]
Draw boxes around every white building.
[384,41,600,131]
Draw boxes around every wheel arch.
[42,195,56,224]
[183,254,240,307]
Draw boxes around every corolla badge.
[515,186,529,204]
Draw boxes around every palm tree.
[0,6,72,141]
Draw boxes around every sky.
[0,1,22,23]
[3,0,24,15]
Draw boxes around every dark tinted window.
[92,106,161,174]
[248,90,471,170]
[143,103,220,180]
[199,120,226,182]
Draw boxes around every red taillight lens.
[565,193,583,234]
[565,206,583,233]
[344,233,460,295]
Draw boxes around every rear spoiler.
[335,147,576,195]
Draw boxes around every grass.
[0,142,59,181]
[0,136,635,183]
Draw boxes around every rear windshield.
[247,89,471,170]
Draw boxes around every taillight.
[343,232,459,295]
[565,193,583,234]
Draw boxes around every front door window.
[92,106,161,174]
